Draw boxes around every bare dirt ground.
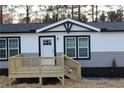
[1,76,124,88]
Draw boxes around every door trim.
[39,36,56,57]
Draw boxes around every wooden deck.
[9,55,81,85]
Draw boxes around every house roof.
[0,23,49,33]
[1,19,124,33]
[87,22,124,31]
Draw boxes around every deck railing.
[9,54,64,85]
[64,55,81,81]
[9,54,81,85]
[9,55,64,69]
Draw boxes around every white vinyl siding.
[0,38,7,60]
[78,37,89,58]
[65,37,76,58]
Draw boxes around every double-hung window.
[0,38,7,60]
[65,37,76,58]
[78,37,89,58]
[8,38,19,57]
[64,36,90,59]
[0,37,20,60]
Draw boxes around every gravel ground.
[1,76,124,88]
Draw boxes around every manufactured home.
[1,18,124,79]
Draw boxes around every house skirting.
[1,67,124,77]
[0,69,8,76]
[82,67,124,77]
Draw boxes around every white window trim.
[65,37,76,58]
[8,38,19,57]
[0,38,7,60]
[78,37,89,58]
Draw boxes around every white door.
[40,37,55,65]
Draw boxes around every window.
[64,36,90,59]
[65,37,76,58]
[0,38,7,59]
[0,37,20,60]
[43,39,51,45]
[8,38,19,57]
[78,37,89,58]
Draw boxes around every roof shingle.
[0,22,124,33]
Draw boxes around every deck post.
[62,55,64,86]
[79,66,81,81]
[9,78,12,86]
[62,75,64,86]
[9,78,16,86]
[39,77,42,85]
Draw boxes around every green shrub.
[112,58,117,68]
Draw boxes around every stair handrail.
[64,55,80,66]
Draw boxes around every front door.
[40,37,55,65]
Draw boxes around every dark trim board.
[101,30,124,32]
[40,30,98,33]
[64,35,91,60]
[0,31,36,34]
[82,67,124,77]
[63,22,73,33]
[38,36,56,56]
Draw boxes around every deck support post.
[9,78,15,86]
[62,55,64,86]
[9,78,12,86]
[62,75,64,86]
[39,77,42,85]
[57,75,64,86]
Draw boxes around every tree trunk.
[78,5,81,21]
[95,5,98,22]
[56,5,59,21]
[72,5,74,19]
[26,5,29,24]
[91,5,94,22]
[0,5,2,24]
